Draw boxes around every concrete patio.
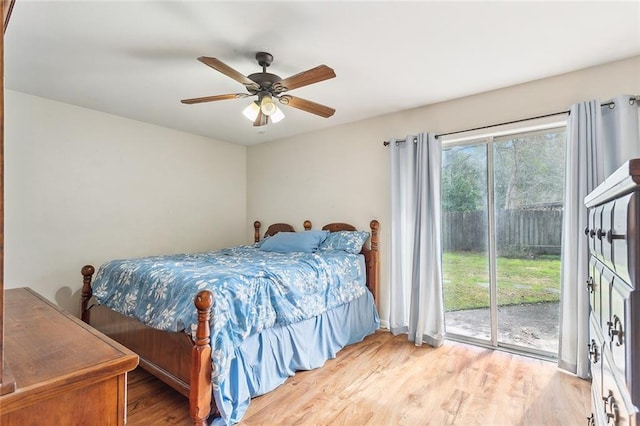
[444,301,560,354]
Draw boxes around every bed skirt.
[213,290,379,424]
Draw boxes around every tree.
[442,145,486,212]
[493,131,566,210]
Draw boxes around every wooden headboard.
[253,221,295,242]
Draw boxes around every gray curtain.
[601,95,640,176]
[389,133,444,347]
[559,95,639,378]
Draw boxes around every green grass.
[443,251,561,311]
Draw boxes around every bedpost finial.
[369,220,379,252]
[81,265,95,323]
[254,221,262,243]
[304,220,312,230]
[81,265,95,277]
[195,290,213,311]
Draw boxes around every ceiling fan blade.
[253,110,270,127]
[279,95,335,118]
[198,56,260,90]
[275,65,336,92]
[181,93,248,105]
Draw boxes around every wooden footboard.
[80,268,214,425]
[88,304,193,394]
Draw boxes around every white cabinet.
[585,159,640,426]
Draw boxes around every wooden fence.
[441,209,563,255]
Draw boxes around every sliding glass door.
[441,127,565,357]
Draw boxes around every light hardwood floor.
[127,330,590,425]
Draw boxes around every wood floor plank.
[126,330,590,425]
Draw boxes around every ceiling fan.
[181,52,336,127]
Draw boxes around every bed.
[80,219,380,425]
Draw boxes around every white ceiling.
[5,1,640,146]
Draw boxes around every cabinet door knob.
[607,315,624,346]
[602,393,618,425]
[605,229,625,244]
[586,277,594,294]
[587,339,599,364]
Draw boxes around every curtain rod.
[383,96,639,146]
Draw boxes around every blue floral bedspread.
[92,245,367,388]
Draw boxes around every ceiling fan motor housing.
[246,72,283,94]
[247,52,283,95]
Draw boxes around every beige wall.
[5,90,247,315]
[5,56,639,322]
[247,55,640,326]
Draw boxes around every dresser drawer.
[611,193,640,288]
[589,312,603,381]
[601,200,615,269]
[591,381,605,426]
[607,277,631,389]
[601,267,615,337]
[589,256,603,323]
[587,202,616,268]
[590,205,601,254]
[589,204,605,261]
[601,349,638,426]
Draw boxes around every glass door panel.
[441,143,491,342]
[492,130,565,355]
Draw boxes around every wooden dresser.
[0,288,138,425]
[585,159,640,425]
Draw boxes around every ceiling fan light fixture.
[242,101,260,121]
[270,107,285,123]
[259,93,278,116]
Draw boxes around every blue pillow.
[319,231,370,254]
[259,230,329,253]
